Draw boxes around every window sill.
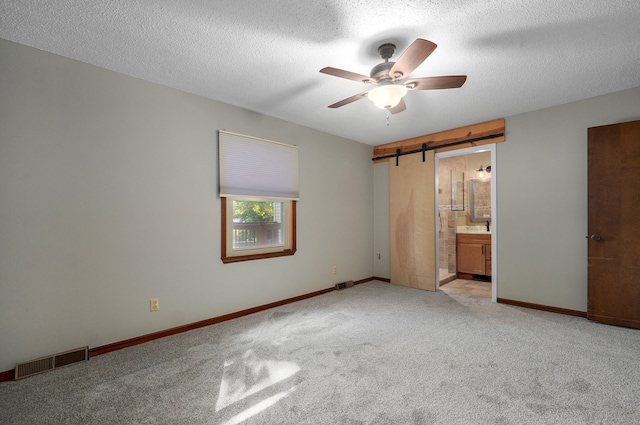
[221,249,296,264]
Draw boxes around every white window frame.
[225,196,289,252]
[221,197,296,263]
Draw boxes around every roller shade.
[218,131,299,200]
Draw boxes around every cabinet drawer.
[456,233,491,244]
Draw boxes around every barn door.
[389,151,436,291]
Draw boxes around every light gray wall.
[371,86,640,312]
[0,39,374,372]
[373,162,390,278]
[498,86,640,311]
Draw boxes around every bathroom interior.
[438,151,492,298]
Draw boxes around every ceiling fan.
[320,38,467,114]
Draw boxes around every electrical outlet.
[150,298,159,312]
[332,266,337,275]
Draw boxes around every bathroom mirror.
[451,170,464,211]
[469,178,491,222]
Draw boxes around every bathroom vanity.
[457,233,491,277]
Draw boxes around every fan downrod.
[371,43,398,80]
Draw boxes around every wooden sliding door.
[389,151,436,291]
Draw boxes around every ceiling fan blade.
[405,75,467,90]
[320,67,373,84]
[328,91,369,108]
[389,98,406,115]
[389,39,437,79]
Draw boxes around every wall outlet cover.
[150,298,159,312]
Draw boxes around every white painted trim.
[435,144,497,301]
[490,146,497,302]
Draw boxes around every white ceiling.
[1,1,639,146]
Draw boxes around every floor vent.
[15,346,89,380]
[334,280,354,290]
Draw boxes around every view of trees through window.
[233,201,274,223]
[232,200,283,248]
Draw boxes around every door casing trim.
[435,144,497,302]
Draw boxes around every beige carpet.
[1,281,638,424]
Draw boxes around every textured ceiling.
[1,1,639,145]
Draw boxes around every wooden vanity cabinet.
[457,233,491,277]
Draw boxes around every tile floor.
[439,278,492,298]
[438,268,456,285]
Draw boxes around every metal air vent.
[334,280,355,290]
[15,346,89,380]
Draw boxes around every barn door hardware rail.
[375,133,504,165]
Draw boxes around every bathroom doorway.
[435,144,497,301]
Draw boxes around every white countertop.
[456,225,491,234]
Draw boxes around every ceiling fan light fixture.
[368,84,407,109]
[321,38,466,114]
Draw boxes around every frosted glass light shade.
[368,84,407,109]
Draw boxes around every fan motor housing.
[370,43,399,81]
[370,61,395,81]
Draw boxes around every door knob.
[591,234,602,241]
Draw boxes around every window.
[221,197,296,263]
[218,131,298,263]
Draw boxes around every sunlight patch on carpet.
[215,349,300,411]
[220,386,297,425]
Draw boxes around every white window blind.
[218,131,299,200]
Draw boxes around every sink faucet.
[486,220,490,232]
